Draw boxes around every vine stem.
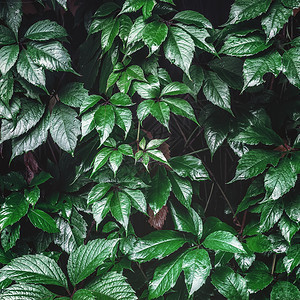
[136,121,141,151]
[185,148,210,156]
[204,182,215,213]
[271,253,277,275]
[84,220,95,245]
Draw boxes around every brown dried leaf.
[148,205,168,230]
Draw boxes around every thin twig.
[173,116,187,143]
[271,253,277,275]
[204,182,215,213]
[185,148,210,156]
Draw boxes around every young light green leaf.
[227,0,271,24]
[28,209,59,233]
[211,266,249,300]
[203,71,231,113]
[149,252,185,299]
[59,82,89,108]
[142,21,168,55]
[243,51,282,91]
[282,47,300,89]
[67,238,118,285]
[230,149,281,182]
[164,26,195,76]
[0,44,19,75]
[259,200,284,232]
[24,19,68,41]
[127,230,186,262]
[183,249,211,295]
[220,35,271,57]
[50,104,80,154]
[270,281,300,300]
[173,10,212,28]
[203,231,246,254]
[2,254,68,287]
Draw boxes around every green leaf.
[203,217,236,238]
[234,252,255,272]
[282,47,300,89]
[110,92,133,106]
[259,200,284,232]
[245,268,273,293]
[24,19,68,41]
[182,65,204,98]
[148,252,185,299]
[164,26,195,76]
[67,238,118,285]
[118,144,133,157]
[146,138,167,150]
[173,10,212,28]
[281,0,300,8]
[203,231,246,254]
[264,158,297,201]
[169,201,203,237]
[211,266,249,300]
[26,41,74,73]
[231,150,281,182]
[0,193,29,231]
[243,51,282,91]
[142,21,168,55]
[0,72,14,106]
[119,14,132,43]
[25,186,40,207]
[94,2,120,18]
[261,1,292,41]
[50,104,80,154]
[1,223,20,252]
[126,65,146,82]
[227,0,272,24]
[127,16,145,45]
[183,249,211,295]
[29,171,52,186]
[150,101,170,129]
[0,284,55,300]
[246,234,271,252]
[142,0,156,19]
[0,25,16,45]
[2,254,68,287]
[87,271,137,300]
[0,44,19,75]
[160,82,191,96]
[101,17,120,53]
[120,0,144,14]
[168,172,192,208]
[123,188,147,214]
[11,113,50,160]
[56,0,67,10]
[80,95,102,114]
[133,77,160,99]
[169,155,210,181]
[94,105,115,145]
[17,49,46,91]
[59,82,89,108]
[203,71,231,113]
[92,193,113,226]
[5,0,22,35]
[147,149,169,165]
[283,244,300,273]
[73,289,96,300]
[28,209,59,233]
[270,281,300,300]
[278,214,299,243]
[110,191,131,230]
[92,148,114,174]
[109,150,123,175]
[114,107,132,137]
[284,193,300,223]
[1,99,45,142]
[127,230,186,262]
[220,35,271,57]
[147,167,171,214]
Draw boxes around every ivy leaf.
[270,281,300,300]
[147,167,171,214]
[94,105,115,145]
[26,41,75,73]
[282,47,300,89]
[278,214,299,243]
[227,0,272,24]
[0,44,19,75]
[164,26,195,77]
[160,82,191,97]
[87,271,137,300]
[50,104,80,154]
[119,14,132,43]
[246,234,271,252]
[203,231,246,254]
[259,200,284,232]
[109,150,123,175]
[230,150,281,182]
[123,188,147,214]
[127,230,186,262]
[0,284,55,300]
[67,239,118,285]
[110,92,133,106]
[126,65,146,82]
[261,1,292,42]
[211,266,249,300]
[182,65,204,98]
[92,148,114,175]
[168,172,192,208]
[0,193,29,231]
[169,155,210,181]
[243,51,282,91]
[169,201,203,237]
[110,191,131,231]
[101,17,120,53]
[17,49,46,91]
[264,158,297,201]
[127,16,145,45]
[120,0,144,14]
[150,101,170,129]
[0,25,16,45]
[173,10,212,28]
[148,252,185,299]
[203,71,231,113]
[24,20,68,41]
[142,21,168,55]
[220,35,271,57]
[203,217,236,238]
[133,79,160,99]
[59,82,89,108]
[1,223,20,252]
[234,252,255,272]
[0,72,14,106]
[245,267,273,293]
[142,0,156,19]
[92,193,113,226]
[183,249,211,295]
[28,208,59,233]
[114,107,132,137]
[2,254,68,287]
